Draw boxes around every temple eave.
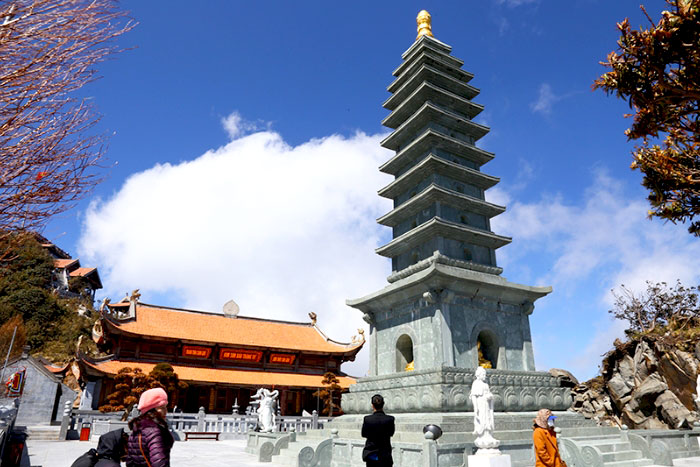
[378,155,499,199]
[375,217,511,257]
[379,129,495,175]
[386,63,480,102]
[382,81,484,126]
[380,103,490,151]
[377,184,506,226]
[393,39,468,78]
[347,261,551,312]
[400,34,452,60]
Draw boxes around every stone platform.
[341,367,571,414]
[267,412,700,467]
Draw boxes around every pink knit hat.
[138,387,168,413]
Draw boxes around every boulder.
[617,355,635,384]
[659,347,697,408]
[608,373,633,407]
[634,373,668,401]
[570,333,700,429]
[549,368,579,387]
[655,389,694,429]
[633,340,658,385]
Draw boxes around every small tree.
[148,363,187,408]
[609,280,700,334]
[312,372,342,416]
[99,367,152,413]
[100,365,186,412]
[100,367,139,412]
[594,0,700,235]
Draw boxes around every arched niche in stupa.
[469,323,501,369]
[396,333,415,372]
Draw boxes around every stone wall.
[371,287,535,376]
[4,355,76,426]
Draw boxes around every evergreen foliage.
[594,0,700,235]
[0,232,97,362]
[313,372,342,416]
[100,367,150,413]
[99,364,185,413]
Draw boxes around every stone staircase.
[270,428,333,466]
[559,429,654,467]
[15,425,61,441]
[266,414,700,467]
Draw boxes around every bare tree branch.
[0,0,134,236]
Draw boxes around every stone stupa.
[265,11,700,467]
[341,9,568,417]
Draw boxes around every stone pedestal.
[467,452,511,467]
[342,367,571,414]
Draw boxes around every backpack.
[71,448,98,467]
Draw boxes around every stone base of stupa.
[340,367,571,415]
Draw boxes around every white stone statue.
[695,375,700,410]
[252,388,279,433]
[470,366,500,452]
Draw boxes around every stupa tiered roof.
[375,32,510,279]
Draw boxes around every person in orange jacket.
[533,408,567,467]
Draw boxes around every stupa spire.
[416,10,434,39]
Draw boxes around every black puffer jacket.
[126,416,173,467]
[95,428,127,467]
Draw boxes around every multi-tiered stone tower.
[341,11,570,415]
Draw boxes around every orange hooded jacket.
[533,426,565,467]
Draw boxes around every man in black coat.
[70,428,127,467]
[361,394,395,466]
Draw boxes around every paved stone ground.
[22,438,285,467]
[19,437,700,467]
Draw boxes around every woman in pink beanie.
[126,388,173,467]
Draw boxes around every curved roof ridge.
[133,302,316,327]
[311,323,365,350]
[100,300,365,356]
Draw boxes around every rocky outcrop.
[569,337,698,429]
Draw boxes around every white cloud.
[81,112,699,383]
[495,0,539,7]
[530,83,559,115]
[79,115,393,377]
[497,17,510,36]
[491,169,700,380]
[221,111,266,139]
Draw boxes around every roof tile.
[106,303,363,355]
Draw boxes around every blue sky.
[42,0,699,381]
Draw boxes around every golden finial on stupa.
[416,10,434,40]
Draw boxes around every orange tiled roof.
[83,359,356,389]
[69,267,97,277]
[105,303,363,355]
[54,258,78,269]
[44,362,70,374]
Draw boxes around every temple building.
[78,294,364,415]
[35,233,103,302]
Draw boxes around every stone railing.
[60,403,332,441]
[0,399,19,461]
